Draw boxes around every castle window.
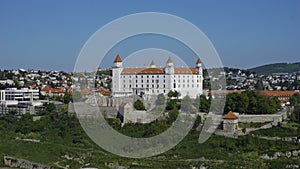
[147,75,149,78]
[141,80,143,83]
[141,75,143,78]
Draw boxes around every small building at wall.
[223,111,239,132]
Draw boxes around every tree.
[46,103,56,112]
[167,109,179,124]
[167,90,175,98]
[134,99,146,110]
[63,91,72,104]
[255,80,264,90]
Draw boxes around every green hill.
[248,62,300,75]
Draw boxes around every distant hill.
[248,62,300,75]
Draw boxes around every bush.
[133,99,146,110]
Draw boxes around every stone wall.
[237,109,288,124]
[4,156,52,169]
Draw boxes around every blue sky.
[0,0,299,71]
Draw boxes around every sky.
[0,0,299,71]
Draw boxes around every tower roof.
[167,57,173,63]
[114,55,122,63]
[150,60,155,66]
[223,111,238,119]
[196,58,201,64]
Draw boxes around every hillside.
[248,62,300,75]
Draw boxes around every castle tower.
[112,54,123,97]
[150,60,156,68]
[165,57,174,74]
[223,111,239,133]
[196,58,202,75]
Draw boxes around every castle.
[112,55,203,99]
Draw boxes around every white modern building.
[112,55,203,99]
[0,88,39,102]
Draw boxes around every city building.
[0,88,39,102]
[112,55,203,99]
[0,88,41,114]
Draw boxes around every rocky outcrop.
[4,156,52,169]
[260,149,300,160]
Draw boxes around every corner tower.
[112,54,123,97]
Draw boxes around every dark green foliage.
[63,91,72,104]
[167,109,179,124]
[255,80,264,90]
[133,99,146,110]
[167,90,180,98]
[46,103,56,112]
[225,91,281,114]
[248,62,300,75]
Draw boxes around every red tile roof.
[223,111,238,119]
[258,90,299,97]
[114,54,122,63]
[121,67,199,75]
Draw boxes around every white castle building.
[112,55,203,99]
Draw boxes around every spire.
[196,58,201,64]
[167,57,173,64]
[150,60,156,68]
[114,54,122,63]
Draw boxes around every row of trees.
[225,91,281,114]
[289,93,300,124]
[134,90,281,115]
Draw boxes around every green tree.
[255,80,264,90]
[63,91,72,104]
[134,99,146,110]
